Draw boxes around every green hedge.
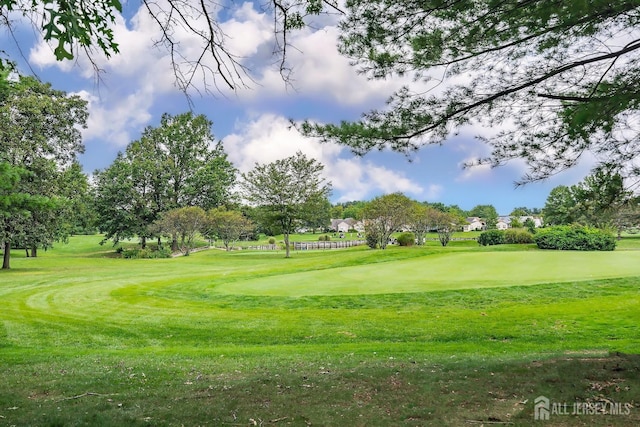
[504,229,534,244]
[533,225,616,251]
[478,230,505,246]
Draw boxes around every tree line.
[2,70,639,268]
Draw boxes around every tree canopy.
[543,168,635,231]
[0,76,87,268]
[93,112,236,248]
[302,1,640,184]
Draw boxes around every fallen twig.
[57,392,115,402]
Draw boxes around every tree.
[93,152,159,248]
[206,208,254,251]
[93,112,236,248]
[241,152,332,258]
[303,1,640,184]
[543,186,578,226]
[0,75,87,268]
[571,168,630,229]
[407,202,441,246]
[543,168,632,232]
[363,193,414,249]
[301,194,332,233]
[1,0,342,93]
[153,207,207,255]
[433,211,463,247]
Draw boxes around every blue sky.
[1,1,596,214]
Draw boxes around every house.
[330,218,364,233]
[496,219,509,230]
[463,217,485,232]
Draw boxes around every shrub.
[120,246,172,259]
[504,229,534,244]
[478,230,505,246]
[366,231,379,249]
[396,232,415,246]
[268,237,276,245]
[534,225,616,251]
[318,235,331,241]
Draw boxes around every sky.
[1,1,597,214]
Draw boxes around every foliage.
[205,208,254,251]
[301,194,332,232]
[120,245,172,259]
[363,193,414,249]
[396,232,415,246]
[303,1,640,184]
[241,151,331,258]
[152,206,207,255]
[365,230,379,249]
[477,230,505,246]
[534,225,616,251]
[405,202,437,246]
[543,168,633,231]
[523,218,537,234]
[318,234,331,241]
[93,112,236,248]
[432,210,463,247]
[268,237,276,245]
[504,229,534,244]
[0,76,87,268]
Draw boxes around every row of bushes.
[478,226,616,251]
[534,225,616,251]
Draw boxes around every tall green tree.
[301,194,332,233]
[363,192,414,249]
[303,1,640,184]
[0,76,87,268]
[543,168,632,232]
[543,186,578,226]
[93,112,236,247]
[241,152,332,258]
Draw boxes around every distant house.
[330,218,364,233]
[496,219,509,230]
[463,217,485,232]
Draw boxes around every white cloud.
[72,89,153,148]
[222,114,425,201]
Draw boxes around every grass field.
[1,235,639,426]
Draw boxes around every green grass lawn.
[1,236,639,426]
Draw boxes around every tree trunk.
[31,246,37,257]
[25,248,30,257]
[284,232,290,258]
[141,236,147,249]
[157,237,162,246]
[2,241,10,269]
